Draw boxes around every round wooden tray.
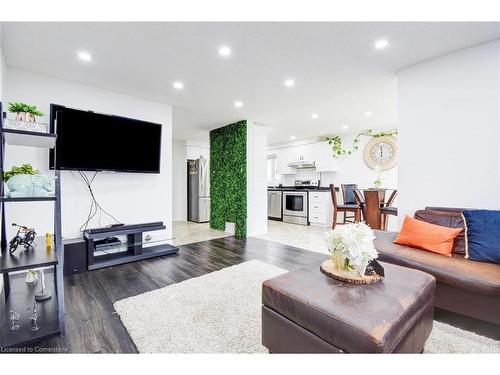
[320,260,383,284]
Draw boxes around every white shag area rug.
[114,260,500,354]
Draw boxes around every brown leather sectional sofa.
[374,207,500,325]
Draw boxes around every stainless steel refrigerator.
[187,158,210,223]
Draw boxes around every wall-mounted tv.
[50,105,162,173]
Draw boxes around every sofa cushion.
[462,209,500,264]
[415,209,466,254]
[374,230,500,296]
[394,216,462,257]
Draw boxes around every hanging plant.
[326,129,398,158]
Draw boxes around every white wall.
[322,134,397,191]
[4,69,173,241]
[247,122,268,236]
[172,139,187,221]
[398,40,500,221]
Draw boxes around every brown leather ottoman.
[262,260,435,353]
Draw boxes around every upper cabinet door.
[289,143,314,162]
[314,141,339,172]
[274,147,296,175]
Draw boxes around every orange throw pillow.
[394,216,463,257]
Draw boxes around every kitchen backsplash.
[274,169,336,187]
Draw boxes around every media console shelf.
[83,222,178,270]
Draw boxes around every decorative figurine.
[35,269,51,301]
[45,232,53,250]
[9,223,36,254]
[9,309,20,331]
[27,300,40,332]
[6,174,53,198]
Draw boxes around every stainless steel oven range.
[282,190,308,225]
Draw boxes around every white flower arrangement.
[325,222,378,276]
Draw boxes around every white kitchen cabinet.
[187,146,210,160]
[314,141,339,172]
[274,147,296,175]
[271,141,337,175]
[308,191,333,227]
[288,143,314,162]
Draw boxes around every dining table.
[356,188,395,230]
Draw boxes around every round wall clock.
[363,136,397,170]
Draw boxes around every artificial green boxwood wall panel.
[209,120,247,238]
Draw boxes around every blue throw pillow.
[462,209,500,264]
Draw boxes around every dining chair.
[340,184,362,224]
[330,184,362,229]
[353,190,367,222]
[380,190,398,230]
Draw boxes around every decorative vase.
[25,269,38,285]
[15,112,26,121]
[331,249,357,276]
[26,113,36,123]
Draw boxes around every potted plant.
[8,102,45,123]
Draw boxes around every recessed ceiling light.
[234,101,243,108]
[342,124,349,130]
[365,111,373,117]
[290,136,296,140]
[218,46,232,57]
[374,39,389,50]
[172,81,184,90]
[284,79,295,87]
[311,113,318,119]
[77,51,92,62]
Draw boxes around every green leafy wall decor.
[209,120,247,238]
[326,129,398,158]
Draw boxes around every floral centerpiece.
[325,222,378,277]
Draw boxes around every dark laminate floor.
[30,236,499,353]
[35,236,327,353]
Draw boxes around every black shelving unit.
[0,102,64,348]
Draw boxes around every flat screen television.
[50,105,162,173]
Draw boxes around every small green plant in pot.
[8,102,45,123]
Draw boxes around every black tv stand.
[83,222,178,270]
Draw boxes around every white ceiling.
[2,22,500,144]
